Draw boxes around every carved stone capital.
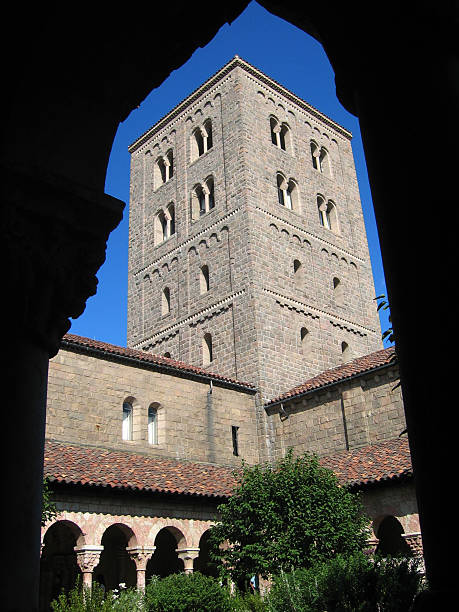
[126,546,156,571]
[74,545,104,574]
[2,164,124,356]
[176,548,200,573]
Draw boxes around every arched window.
[277,174,298,211]
[317,196,339,232]
[270,117,291,152]
[166,202,175,236]
[191,178,215,221]
[311,142,332,176]
[293,259,303,285]
[300,327,310,353]
[203,119,213,151]
[164,352,171,358]
[333,276,344,305]
[166,150,174,179]
[162,287,171,316]
[122,401,133,441]
[200,265,210,294]
[376,516,412,557]
[148,404,159,445]
[191,120,213,162]
[203,333,213,366]
[341,341,350,362]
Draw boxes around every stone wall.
[46,345,259,466]
[267,364,405,459]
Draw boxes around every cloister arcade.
[39,513,216,610]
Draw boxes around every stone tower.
[127,57,382,401]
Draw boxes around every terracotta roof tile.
[44,436,412,497]
[266,346,396,405]
[61,334,256,391]
[321,437,412,488]
[44,439,237,498]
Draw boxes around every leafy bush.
[144,572,233,611]
[266,552,424,612]
[210,449,369,584]
[231,590,267,611]
[50,580,145,612]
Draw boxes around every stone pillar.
[127,547,156,590]
[75,546,104,589]
[176,548,200,574]
[1,165,123,611]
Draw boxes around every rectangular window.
[232,425,239,457]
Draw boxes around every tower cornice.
[128,56,352,154]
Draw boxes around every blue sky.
[69,1,389,347]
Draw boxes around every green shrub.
[50,580,145,612]
[144,572,233,612]
[266,553,425,612]
[231,590,267,611]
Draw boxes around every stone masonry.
[127,57,382,404]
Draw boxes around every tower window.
[341,341,350,362]
[277,173,298,211]
[162,287,171,316]
[317,196,338,232]
[154,203,176,246]
[191,177,215,221]
[311,142,332,177]
[203,333,213,366]
[191,119,213,161]
[200,265,210,294]
[232,426,239,456]
[122,401,133,441]
[270,116,291,152]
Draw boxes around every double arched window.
[122,399,162,445]
[154,202,175,245]
[191,119,213,161]
[317,195,338,232]
[154,149,174,187]
[277,173,299,212]
[310,141,332,177]
[191,176,215,221]
[270,116,292,152]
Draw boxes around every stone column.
[1,165,123,611]
[75,546,104,589]
[176,548,200,574]
[127,547,156,590]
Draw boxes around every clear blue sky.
[69,1,389,347]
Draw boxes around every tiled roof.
[44,439,237,498]
[44,436,412,498]
[321,437,412,488]
[61,334,256,392]
[266,346,396,406]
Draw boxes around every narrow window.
[167,203,175,236]
[300,327,310,354]
[317,196,330,229]
[270,117,278,145]
[293,259,302,285]
[148,405,158,445]
[122,401,133,441]
[232,425,239,456]
[203,333,213,366]
[207,177,215,210]
[319,147,331,177]
[162,287,171,315]
[204,119,213,151]
[154,210,168,245]
[157,157,167,183]
[341,341,350,362]
[166,150,174,179]
[164,352,171,358]
[279,123,290,151]
[200,265,210,293]
[195,129,204,157]
[277,173,286,206]
[311,141,320,170]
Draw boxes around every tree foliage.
[42,477,57,526]
[209,450,370,585]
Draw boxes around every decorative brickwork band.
[74,546,104,588]
[127,547,156,590]
[402,532,425,573]
[176,548,200,574]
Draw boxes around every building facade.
[40,58,421,609]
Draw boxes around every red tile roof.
[44,439,237,498]
[266,346,396,406]
[61,334,256,392]
[321,437,412,488]
[44,436,412,498]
